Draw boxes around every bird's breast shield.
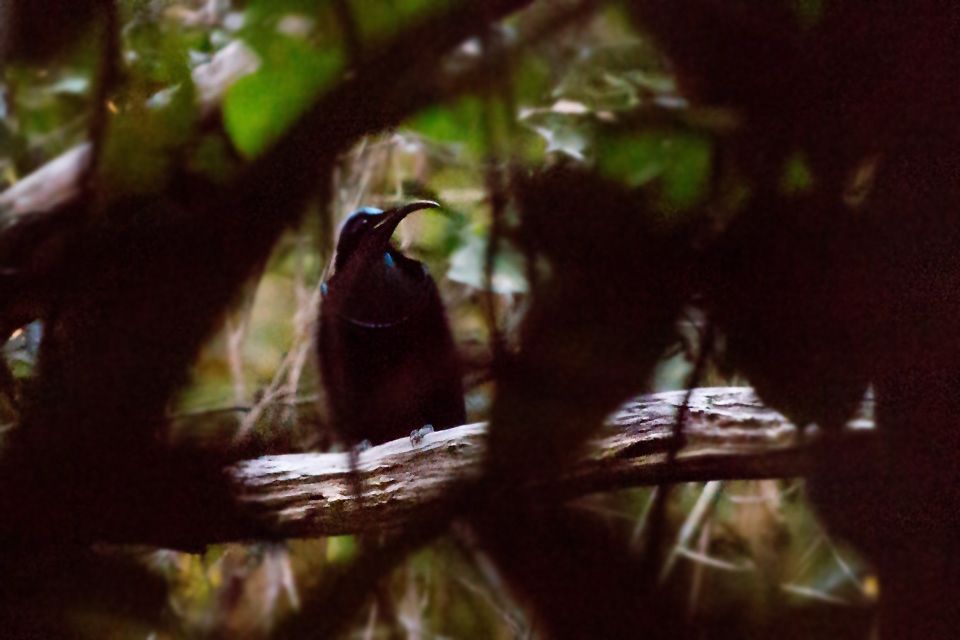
[328,201,439,327]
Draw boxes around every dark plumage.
[318,201,466,447]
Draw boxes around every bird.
[317,200,466,448]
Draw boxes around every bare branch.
[227,387,873,540]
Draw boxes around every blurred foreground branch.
[227,387,873,541]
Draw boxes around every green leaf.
[662,132,711,210]
[596,129,712,211]
[126,18,195,90]
[245,0,454,48]
[352,0,455,41]
[100,105,192,200]
[780,151,814,195]
[595,131,663,187]
[407,98,486,158]
[224,39,342,158]
[98,30,198,200]
[327,535,358,562]
[513,52,552,106]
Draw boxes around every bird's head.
[333,200,440,272]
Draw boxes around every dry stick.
[276,547,300,610]
[362,601,379,640]
[791,531,825,585]
[660,479,723,581]
[232,291,312,443]
[285,299,319,406]
[644,322,716,574]
[450,522,529,636]
[233,214,331,444]
[6,385,854,547]
[785,500,865,596]
[822,530,867,595]
[229,387,829,543]
[283,231,319,435]
[780,583,852,606]
[456,576,527,636]
[225,313,249,406]
[482,166,507,361]
[630,486,660,550]
[688,517,713,619]
[273,506,454,640]
[675,547,754,573]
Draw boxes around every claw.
[409,424,434,446]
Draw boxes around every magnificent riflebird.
[318,201,466,447]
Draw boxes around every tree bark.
[228,386,873,541]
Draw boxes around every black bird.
[318,201,466,447]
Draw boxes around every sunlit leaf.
[224,39,342,158]
[596,129,712,211]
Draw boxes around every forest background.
[0,1,956,638]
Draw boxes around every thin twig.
[660,480,723,582]
[630,487,659,549]
[645,321,716,573]
[687,517,712,618]
[84,0,119,188]
[823,529,866,593]
[781,583,852,606]
[676,546,754,573]
[482,165,507,363]
[225,313,249,406]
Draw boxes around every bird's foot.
[354,439,372,454]
[409,425,434,446]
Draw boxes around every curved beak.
[372,200,441,242]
